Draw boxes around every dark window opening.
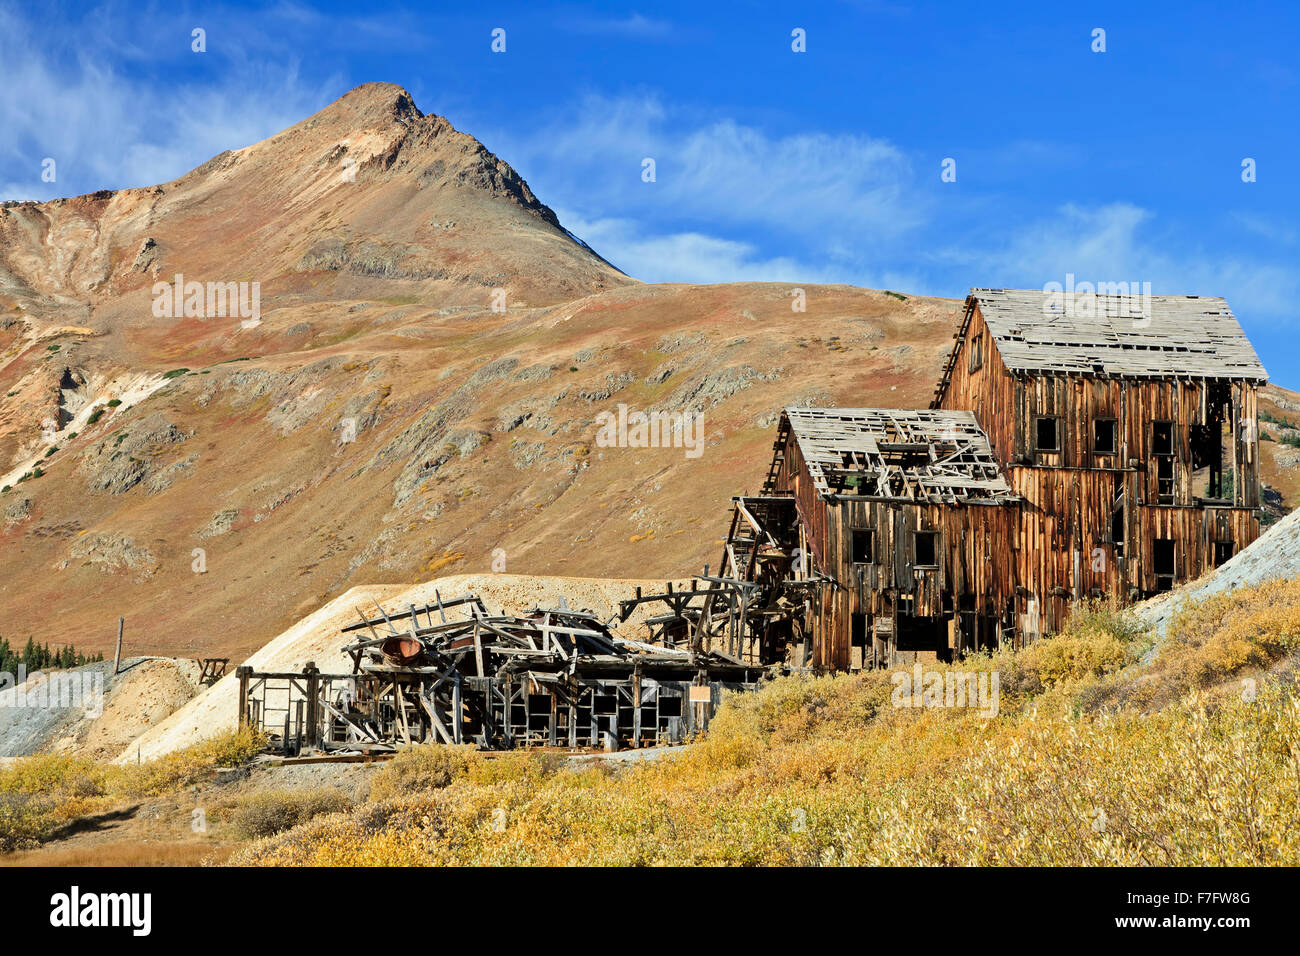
[1154,538,1176,592]
[593,694,618,716]
[851,613,867,648]
[1035,417,1059,453]
[968,336,983,372]
[527,694,553,730]
[1153,421,1175,457]
[1214,541,1234,567]
[896,615,948,653]
[657,694,683,718]
[851,528,874,564]
[1111,509,1125,559]
[1191,421,1228,500]
[914,531,939,568]
[1094,419,1117,455]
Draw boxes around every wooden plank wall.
[800,497,1018,670]
[772,423,829,570]
[939,303,1261,511]
[938,303,1262,636]
[936,305,1019,464]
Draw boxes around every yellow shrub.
[230,788,351,839]
[1018,631,1128,686]
[368,743,480,801]
[1155,577,1300,692]
[112,728,267,798]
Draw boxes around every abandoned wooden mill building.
[736,288,1268,669]
[235,286,1270,753]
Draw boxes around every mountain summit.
[0,83,625,328]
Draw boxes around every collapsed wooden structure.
[238,592,764,754]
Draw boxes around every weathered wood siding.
[942,303,1261,506]
[773,420,1019,669]
[938,301,1262,636]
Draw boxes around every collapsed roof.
[783,407,1014,503]
[968,288,1268,380]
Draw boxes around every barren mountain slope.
[0,272,961,660]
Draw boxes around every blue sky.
[2,1,1297,385]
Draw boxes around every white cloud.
[0,5,337,200]
[562,209,927,291]
[498,93,923,246]
[564,13,675,38]
[946,201,1300,321]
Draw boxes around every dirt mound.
[0,657,201,758]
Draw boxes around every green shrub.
[114,728,267,797]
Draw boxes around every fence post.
[113,617,124,675]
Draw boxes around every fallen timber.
[237,589,769,755]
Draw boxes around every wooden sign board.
[688,686,712,703]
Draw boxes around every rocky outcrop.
[76,413,192,495]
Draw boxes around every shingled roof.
[968,288,1268,380]
[783,407,1014,504]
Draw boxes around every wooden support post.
[631,665,642,748]
[452,676,463,745]
[502,678,513,749]
[303,662,320,749]
[237,666,252,729]
[113,617,124,675]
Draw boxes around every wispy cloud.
[563,13,674,39]
[944,201,1300,320]
[488,91,925,285]
[513,93,921,240]
[0,3,340,200]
